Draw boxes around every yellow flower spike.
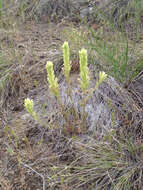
[46,61,59,98]
[79,49,89,91]
[98,71,107,84]
[24,98,34,115]
[62,41,71,82]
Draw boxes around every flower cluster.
[24,98,36,119]
[79,49,89,91]
[46,61,59,98]
[62,41,71,82]
[24,42,108,126]
[96,71,107,87]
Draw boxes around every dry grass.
[1,1,143,190]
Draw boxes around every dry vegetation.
[0,0,143,190]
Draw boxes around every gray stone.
[80,7,93,19]
[34,0,96,21]
[33,0,143,24]
[21,66,143,139]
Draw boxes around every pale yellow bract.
[79,48,89,91]
[62,41,71,82]
[24,98,34,115]
[99,71,107,84]
[46,61,59,98]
